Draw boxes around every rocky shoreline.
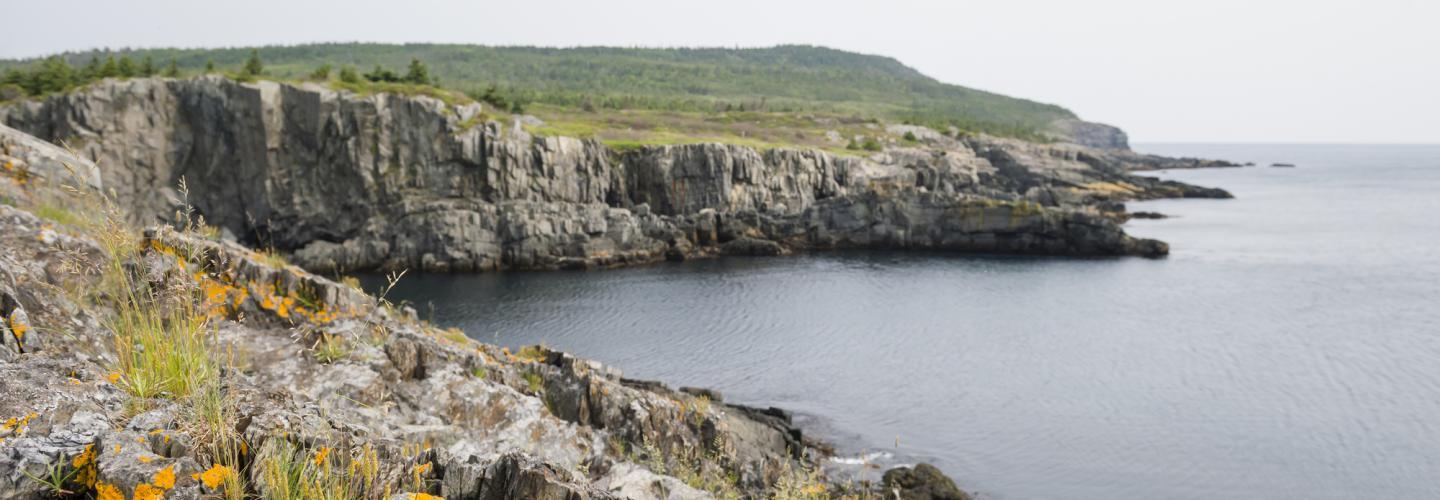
[2,76,1230,275]
[0,76,1236,499]
[0,125,991,499]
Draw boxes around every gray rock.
[882,463,971,500]
[0,123,103,189]
[0,77,1232,272]
[719,237,785,257]
[1048,118,1130,150]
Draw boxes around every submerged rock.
[883,463,972,500]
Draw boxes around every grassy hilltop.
[1,43,1076,142]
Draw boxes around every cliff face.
[2,77,1228,272]
[0,142,832,498]
[1048,118,1130,150]
[1,93,974,500]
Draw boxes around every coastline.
[0,78,1242,499]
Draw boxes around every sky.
[2,0,1435,143]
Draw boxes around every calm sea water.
[368,144,1440,499]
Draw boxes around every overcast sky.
[3,0,1435,143]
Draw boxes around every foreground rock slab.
[1,133,969,498]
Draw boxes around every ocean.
[368,144,1440,499]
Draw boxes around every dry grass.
[254,438,412,500]
[256,439,355,500]
[514,344,549,363]
[525,103,909,157]
[11,155,247,495]
[311,332,350,364]
[187,382,246,500]
[631,435,743,499]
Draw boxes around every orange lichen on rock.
[5,310,28,345]
[152,464,176,489]
[133,483,164,500]
[192,463,234,489]
[95,482,123,500]
[1,412,38,436]
[72,444,98,487]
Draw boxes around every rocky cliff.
[1,77,1231,274]
[1,133,980,498]
[1047,118,1130,150]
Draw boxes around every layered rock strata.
[0,137,910,498]
[2,77,1233,273]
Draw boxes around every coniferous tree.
[82,56,102,79]
[243,50,264,76]
[163,59,180,78]
[308,64,331,81]
[404,58,430,85]
[117,56,137,77]
[2,69,23,87]
[363,65,400,83]
[99,56,120,78]
[140,56,156,77]
[204,58,215,73]
[24,56,76,95]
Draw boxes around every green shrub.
[243,49,264,76]
[337,66,359,83]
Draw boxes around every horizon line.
[1134,141,1440,146]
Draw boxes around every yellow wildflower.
[410,494,444,500]
[313,446,331,467]
[106,372,122,384]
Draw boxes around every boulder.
[882,463,971,500]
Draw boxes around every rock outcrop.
[1048,118,1130,150]
[1,133,931,498]
[1,77,1235,273]
[883,463,972,500]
